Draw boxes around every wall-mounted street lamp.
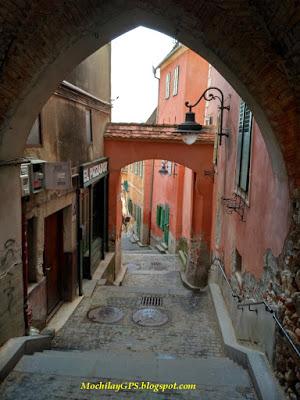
[176,87,230,145]
[158,161,168,176]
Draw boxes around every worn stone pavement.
[0,244,257,400]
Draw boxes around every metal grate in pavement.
[140,295,163,307]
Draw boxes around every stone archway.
[105,122,215,286]
[0,0,299,342]
[0,1,298,183]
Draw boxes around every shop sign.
[44,162,72,190]
[80,158,108,187]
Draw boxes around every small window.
[139,161,144,178]
[27,115,42,146]
[205,115,213,125]
[165,72,171,99]
[167,161,172,175]
[173,66,179,96]
[86,109,93,144]
[236,100,253,194]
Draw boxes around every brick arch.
[0,1,299,184]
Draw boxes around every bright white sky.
[111,27,175,123]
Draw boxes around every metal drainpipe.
[148,159,155,244]
[76,187,83,296]
[21,199,29,333]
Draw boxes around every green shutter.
[156,205,161,226]
[160,207,165,229]
[163,205,170,244]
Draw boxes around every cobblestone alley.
[0,243,257,399]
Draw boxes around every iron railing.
[213,258,300,360]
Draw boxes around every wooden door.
[44,211,63,315]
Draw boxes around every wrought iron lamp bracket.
[185,87,230,145]
[221,193,246,221]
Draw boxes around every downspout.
[148,159,155,244]
[21,199,29,334]
[76,185,83,296]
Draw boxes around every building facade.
[19,46,111,333]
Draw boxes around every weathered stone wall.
[273,189,300,400]
[0,166,24,345]
[212,188,300,399]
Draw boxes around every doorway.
[44,210,63,315]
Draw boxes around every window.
[165,72,171,99]
[173,66,179,96]
[156,204,169,230]
[139,161,144,178]
[27,115,42,146]
[86,109,93,143]
[236,100,253,194]
[204,115,213,125]
[167,161,172,175]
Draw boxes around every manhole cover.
[87,306,124,324]
[132,308,169,327]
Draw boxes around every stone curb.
[0,334,52,383]
[209,283,285,400]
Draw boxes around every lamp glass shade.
[158,165,168,175]
[182,133,198,145]
[176,111,202,145]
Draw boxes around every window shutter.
[165,72,171,99]
[156,205,161,226]
[160,207,165,229]
[140,161,143,177]
[239,106,252,192]
[236,101,245,186]
[165,205,170,226]
[173,66,179,96]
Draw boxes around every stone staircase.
[155,242,168,254]
[0,349,257,399]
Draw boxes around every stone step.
[160,242,168,250]
[14,351,251,386]
[155,244,167,254]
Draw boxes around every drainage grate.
[140,295,163,307]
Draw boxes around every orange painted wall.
[105,137,214,253]
[208,67,290,279]
[152,46,211,249]
[157,47,208,125]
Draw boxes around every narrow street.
[0,242,257,400]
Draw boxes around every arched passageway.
[104,123,215,285]
[0,3,299,387]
